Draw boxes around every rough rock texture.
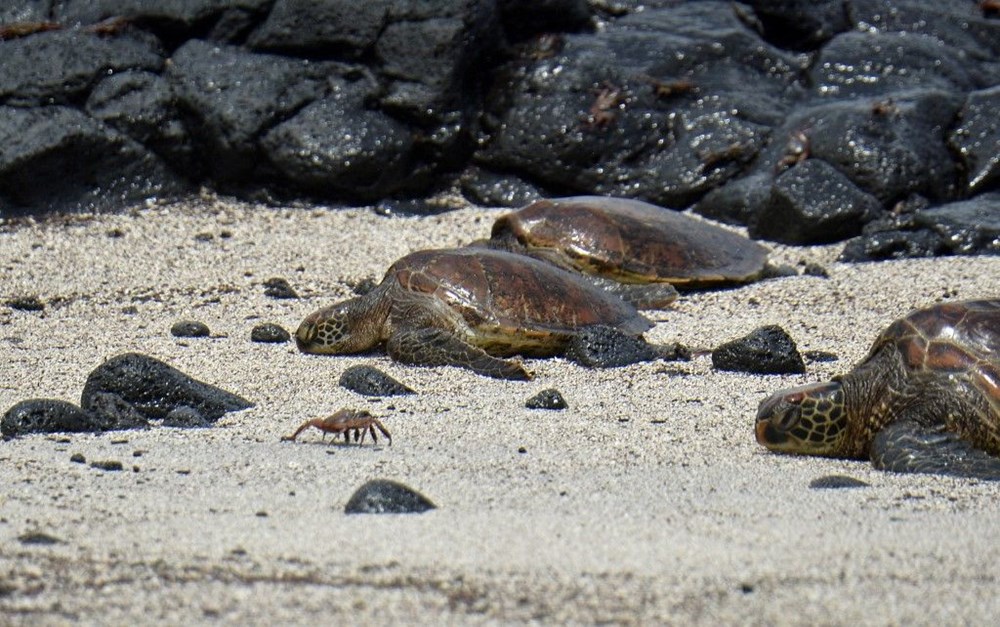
[712,325,806,375]
[0,0,998,257]
[339,365,415,397]
[344,479,437,514]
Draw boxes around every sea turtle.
[486,196,773,309]
[295,247,654,380]
[755,299,1000,479]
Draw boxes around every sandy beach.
[2,197,999,625]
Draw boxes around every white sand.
[2,197,1000,625]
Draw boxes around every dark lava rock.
[564,326,669,369]
[165,39,329,185]
[801,263,829,278]
[80,352,253,422]
[712,325,805,374]
[84,391,151,430]
[161,406,211,429]
[809,31,979,99]
[5,295,44,311]
[250,323,291,343]
[950,86,1000,195]
[693,172,773,226]
[260,81,417,200]
[841,192,1000,260]
[758,90,962,206]
[170,320,211,338]
[745,0,850,50]
[339,365,414,397]
[525,388,568,410]
[459,166,544,208]
[913,193,1000,255]
[0,29,163,106]
[750,159,882,244]
[70,453,86,464]
[347,277,379,296]
[1,399,103,437]
[803,350,838,363]
[89,460,124,472]
[344,479,437,514]
[476,2,802,208]
[263,277,298,299]
[497,0,593,37]
[809,475,870,489]
[0,105,187,215]
[248,0,388,55]
[17,531,63,545]
[85,70,195,170]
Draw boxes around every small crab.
[582,81,626,130]
[774,129,811,174]
[281,409,391,446]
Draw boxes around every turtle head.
[755,380,849,457]
[295,297,383,355]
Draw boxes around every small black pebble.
[70,453,86,464]
[6,295,45,311]
[518,446,528,454]
[255,511,268,517]
[525,388,568,410]
[809,475,870,489]
[194,232,214,242]
[804,350,839,363]
[18,532,63,545]
[263,277,298,299]
[348,277,379,296]
[740,583,755,594]
[250,323,291,343]
[90,460,124,471]
[106,227,126,238]
[171,320,211,338]
[344,479,436,514]
[339,365,414,396]
[802,262,829,278]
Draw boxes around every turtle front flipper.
[387,328,532,380]
[871,420,1000,480]
[594,280,679,310]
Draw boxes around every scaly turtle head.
[295,296,385,355]
[755,380,850,457]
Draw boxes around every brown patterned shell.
[491,196,770,286]
[387,247,652,339]
[866,299,1000,418]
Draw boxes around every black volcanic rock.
[475,2,801,208]
[950,86,1000,196]
[712,325,805,375]
[165,39,329,185]
[2,399,103,437]
[0,105,187,215]
[0,29,163,106]
[81,352,252,422]
[344,479,437,514]
[750,159,882,244]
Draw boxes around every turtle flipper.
[871,420,1000,480]
[387,328,531,380]
[595,280,679,310]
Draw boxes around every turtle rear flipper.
[387,328,532,380]
[871,420,1000,480]
[593,280,678,310]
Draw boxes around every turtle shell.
[490,196,770,287]
[865,299,1000,420]
[386,247,652,355]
